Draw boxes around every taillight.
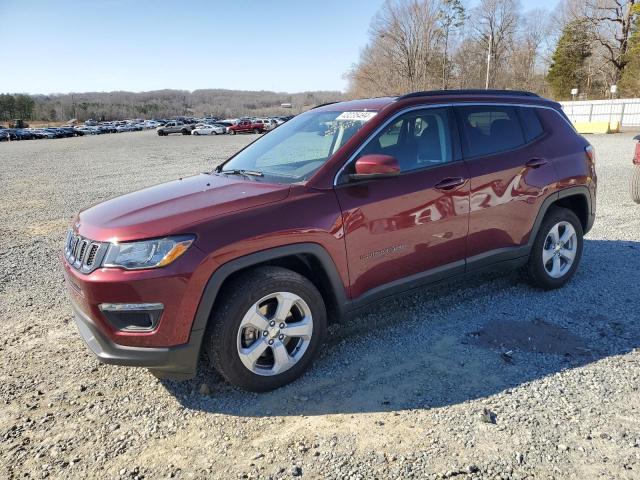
[634,141,640,166]
[585,144,595,164]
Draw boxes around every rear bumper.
[71,296,203,379]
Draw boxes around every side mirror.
[349,154,401,181]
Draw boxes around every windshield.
[218,109,377,183]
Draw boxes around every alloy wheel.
[236,292,313,376]
[542,221,577,278]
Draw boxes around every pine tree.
[547,20,592,100]
[620,5,640,96]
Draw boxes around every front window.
[218,109,377,183]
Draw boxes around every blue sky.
[0,0,560,94]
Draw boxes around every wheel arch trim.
[528,186,593,248]
[190,243,348,334]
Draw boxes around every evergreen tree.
[547,20,592,100]
[620,5,640,96]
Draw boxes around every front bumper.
[71,295,203,379]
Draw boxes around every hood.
[76,174,290,242]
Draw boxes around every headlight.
[103,235,195,270]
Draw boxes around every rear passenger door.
[454,104,557,266]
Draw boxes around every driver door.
[335,107,470,300]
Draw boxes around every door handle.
[434,177,466,190]
[525,158,548,168]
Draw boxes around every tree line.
[0,89,344,123]
[346,0,639,101]
[0,94,36,122]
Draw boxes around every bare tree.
[346,0,445,96]
[438,0,466,89]
[509,12,550,91]
[581,0,637,85]
[472,0,521,88]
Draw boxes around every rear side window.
[456,105,525,158]
[518,107,544,142]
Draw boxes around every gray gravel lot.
[1,131,639,479]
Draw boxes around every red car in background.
[227,120,265,135]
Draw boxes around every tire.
[181,129,189,135]
[213,131,218,135]
[229,129,236,135]
[253,128,260,134]
[206,266,327,392]
[631,166,640,204]
[525,206,583,290]
[157,131,164,136]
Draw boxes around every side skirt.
[346,246,531,315]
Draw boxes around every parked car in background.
[192,124,225,135]
[156,121,194,136]
[31,129,55,139]
[631,135,640,204]
[13,129,37,140]
[62,127,83,136]
[253,118,277,131]
[227,119,265,135]
[76,126,100,135]
[214,121,234,133]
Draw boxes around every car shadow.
[161,239,640,416]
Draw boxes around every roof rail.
[311,101,339,109]
[397,89,540,100]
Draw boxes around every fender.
[528,185,593,247]
[190,242,348,333]
[149,243,348,379]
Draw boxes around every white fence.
[560,98,640,127]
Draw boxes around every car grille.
[64,230,108,274]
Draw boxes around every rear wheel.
[254,128,260,134]
[631,166,640,204]
[229,129,236,135]
[181,129,189,135]
[526,207,583,290]
[206,266,326,392]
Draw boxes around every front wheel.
[206,266,327,392]
[253,128,260,134]
[229,129,236,135]
[631,166,640,204]
[525,207,583,290]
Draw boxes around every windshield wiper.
[218,169,264,179]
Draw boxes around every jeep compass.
[62,90,596,391]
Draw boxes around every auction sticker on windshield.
[336,111,377,122]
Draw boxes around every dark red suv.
[62,90,596,391]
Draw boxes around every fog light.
[99,303,163,332]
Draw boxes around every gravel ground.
[1,130,639,480]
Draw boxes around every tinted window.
[518,107,544,142]
[357,108,452,173]
[457,106,525,157]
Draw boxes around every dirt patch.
[469,318,590,356]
